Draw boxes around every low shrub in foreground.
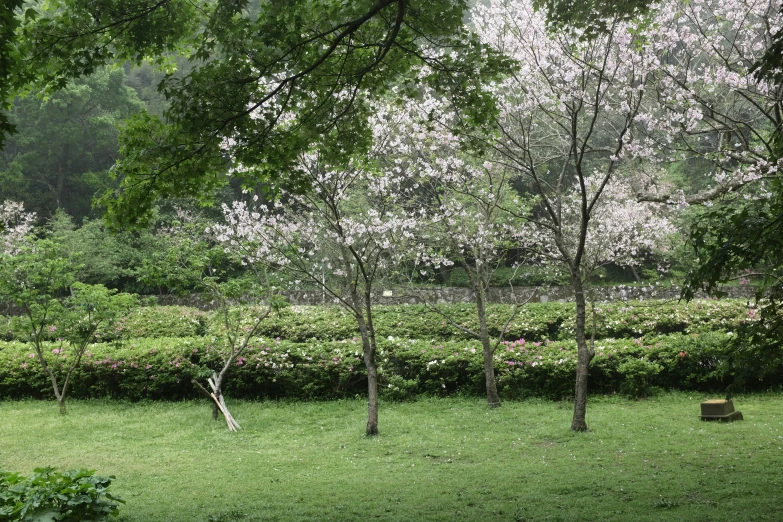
[0,330,774,401]
[0,467,123,522]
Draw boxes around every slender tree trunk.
[56,143,69,209]
[34,338,66,415]
[364,341,379,436]
[339,243,379,436]
[364,295,380,436]
[571,272,592,431]
[476,285,501,408]
[354,306,379,436]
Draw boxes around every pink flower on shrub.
[28,353,34,358]
[48,326,57,333]
[145,364,152,369]
[52,348,62,355]
[21,363,27,369]
[111,364,117,369]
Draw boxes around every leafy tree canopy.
[13,0,511,228]
[0,1,24,148]
[532,0,653,38]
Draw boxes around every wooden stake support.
[192,375,241,431]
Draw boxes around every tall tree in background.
[1,67,144,220]
[0,1,23,148]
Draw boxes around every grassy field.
[1,394,782,522]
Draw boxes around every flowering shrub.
[0,330,772,401]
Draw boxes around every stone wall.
[155,284,757,309]
[1,285,757,315]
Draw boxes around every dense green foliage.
[533,0,653,39]
[684,193,783,390]
[0,1,23,150]
[0,68,143,220]
[0,467,122,522]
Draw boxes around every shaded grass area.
[1,394,783,521]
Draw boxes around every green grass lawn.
[2,394,782,521]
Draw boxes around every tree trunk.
[571,273,591,431]
[35,342,66,415]
[364,346,379,436]
[350,290,379,436]
[476,286,501,408]
[355,302,379,436]
[56,143,69,209]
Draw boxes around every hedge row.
[0,300,757,344]
[0,330,773,401]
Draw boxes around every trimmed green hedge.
[0,300,755,344]
[248,300,756,342]
[0,306,208,343]
[0,330,772,401]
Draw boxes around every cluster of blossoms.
[0,201,35,256]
